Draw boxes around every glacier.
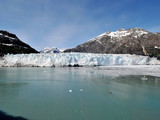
[0,53,160,67]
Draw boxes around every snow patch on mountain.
[4,35,15,40]
[108,30,131,38]
[108,28,148,38]
[0,53,160,67]
[89,32,107,42]
[59,49,66,52]
[40,47,60,53]
[2,43,13,46]
[88,28,149,43]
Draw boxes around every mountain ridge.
[0,30,38,56]
[64,28,160,58]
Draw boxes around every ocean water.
[0,67,160,120]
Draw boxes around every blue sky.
[1,0,160,50]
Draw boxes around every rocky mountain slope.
[64,28,160,58]
[0,30,38,56]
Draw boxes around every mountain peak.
[88,28,150,43]
[40,47,60,53]
[127,28,149,33]
[0,30,19,41]
[118,28,126,31]
[64,28,160,58]
[0,30,38,56]
[107,28,149,38]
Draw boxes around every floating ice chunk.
[141,76,148,81]
[155,46,160,49]
[80,89,83,92]
[108,90,112,94]
[69,90,72,93]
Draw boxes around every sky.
[1,0,160,51]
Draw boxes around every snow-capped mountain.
[0,30,38,56]
[64,28,160,58]
[40,47,60,53]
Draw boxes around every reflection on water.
[0,67,160,120]
[0,82,27,98]
[114,75,160,86]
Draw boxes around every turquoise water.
[0,67,160,120]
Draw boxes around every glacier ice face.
[0,53,160,67]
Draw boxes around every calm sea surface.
[0,67,160,120]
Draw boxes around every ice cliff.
[0,53,160,67]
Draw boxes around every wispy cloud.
[1,0,160,50]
